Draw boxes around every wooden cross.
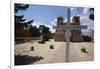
[53,8,87,62]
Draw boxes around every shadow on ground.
[15,55,44,65]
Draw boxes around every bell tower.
[54,16,65,41]
[70,16,83,42]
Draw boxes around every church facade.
[54,16,83,42]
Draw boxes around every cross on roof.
[53,8,87,62]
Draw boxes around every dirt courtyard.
[15,39,94,65]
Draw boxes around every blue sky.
[16,4,84,25]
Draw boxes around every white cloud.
[71,8,76,15]
[50,21,56,26]
[71,8,75,11]
[83,8,89,15]
[32,21,55,33]
[32,21,42,28]
[71,8,93,37]
[54,18,57,22]
[64,18,67,23]
[80,15,94,37]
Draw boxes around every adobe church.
[54,16,83,42]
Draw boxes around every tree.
[14,3,33,37]
[30,25,40,37]
[89,8,94,21]
[15,3,29,13]
[83,35,92,42]
[39,25,51,41]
